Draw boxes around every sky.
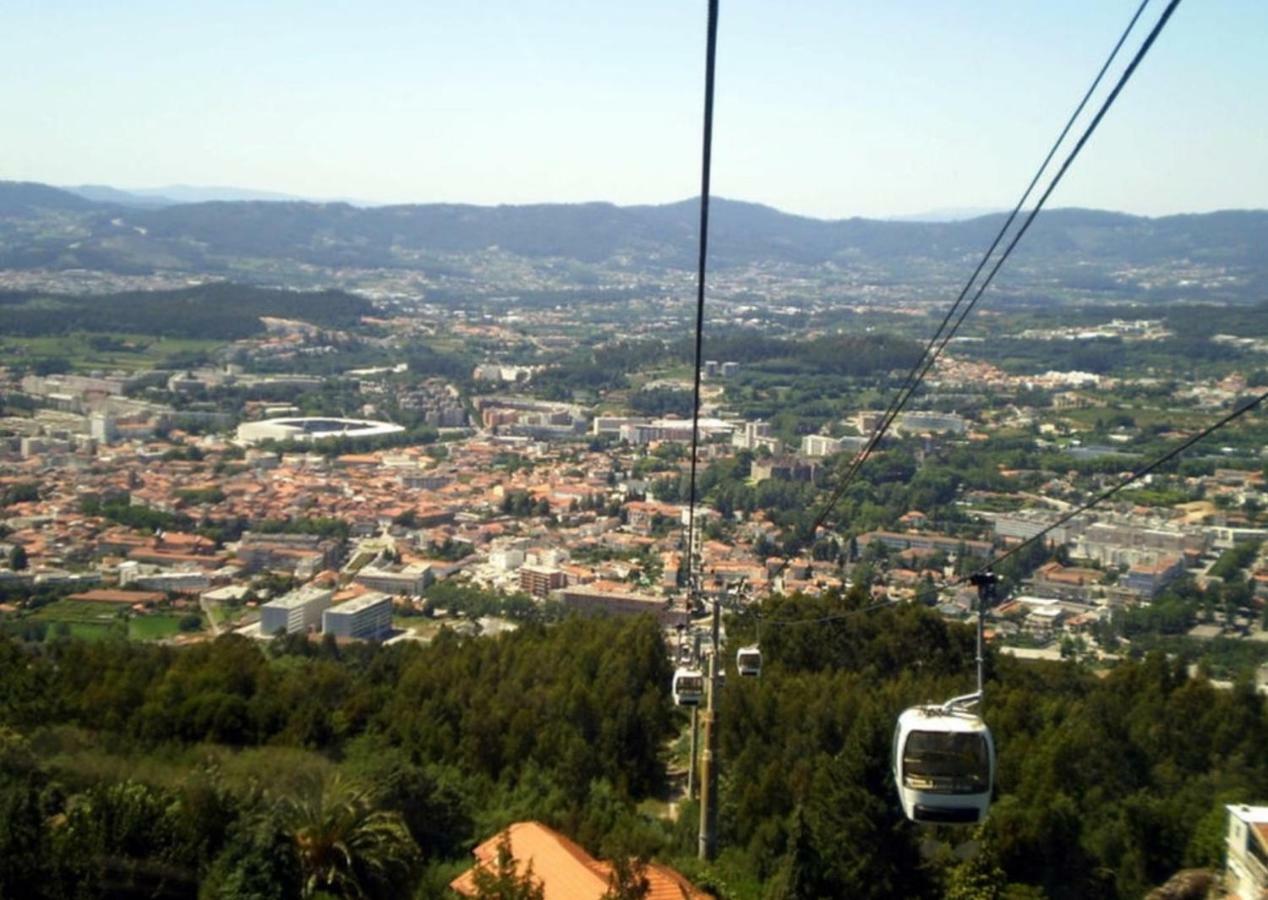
[2,0,1265,219]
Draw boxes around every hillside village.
[3,321,1267,690]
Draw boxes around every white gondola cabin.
[736,645,762,678]
[893,706,994,824]
[673,667,705,707]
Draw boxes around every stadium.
[235,417,405,446]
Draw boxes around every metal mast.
[698,580,721,860]
[687,0,720,862]
[968,571,997,703]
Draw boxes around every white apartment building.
[322,592,393,641]
[259,585,333,636]
[1226,804,1268,900]
[354,562,433,596]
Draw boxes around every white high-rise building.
[260,585,332,636]
[322,593,392,641]
[89,412,118,444]
[1225,805,1268,900]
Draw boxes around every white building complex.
[322,593,393,640]
[896,411,968,435]
[800,434,869,457]
[259,585,333,635]
[236,417,405,447]
[617,417,733,446]
[732,420,782,454]
[354,562,433,596]
[1226,804,1268,899]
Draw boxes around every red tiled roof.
[449,821,711,900]
[67,589,166,604]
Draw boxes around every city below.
[2,179,1268,899]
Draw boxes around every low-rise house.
[236,532,341,578]
[1028,561,1105,603]
[450,821,711,900]
[127,545,227,570]
[857,530,993,560]
[1226,804,1268,900]
[625,500,682,535]
[355,561,433,596]
[751,456,818,483]
[128,571,210,593]
[66,588,166,606]
[1122,554,1185,599]
[556,581,682,626]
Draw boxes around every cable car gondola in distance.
[736,644,762,677]
[673,666,705,707]
[893,705,994,825]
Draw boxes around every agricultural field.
[0,333,223,373]
[27,599,126,640]
[1056,403,1210,433]
[19,600,202,642]
[128,614,196,640]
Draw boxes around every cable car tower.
[673,527,708,708]
[668,0,1190,856]
[893,571,997,825]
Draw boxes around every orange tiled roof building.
[450,821,711,900]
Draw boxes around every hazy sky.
[2,0,1265,218]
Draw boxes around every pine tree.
[763,805,823,900]
[800,701,932,899]
[945,833,1008,900]
[470,832,545,900]
[602,854,651,900]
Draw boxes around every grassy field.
[26,600,198,641]
[27,599,126,641]
[0,333,223,372]
[31,599,123,625]
[128,615,191,640]
[1056,404,1209,432]
[62,622,125,640]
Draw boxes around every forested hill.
[1,595,1266,898]
[0,284,373,339]
[3,180,1267,289]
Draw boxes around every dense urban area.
[2,182,1268,899]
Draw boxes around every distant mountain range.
[63,184,375,207]
[885,207,1009,223]
[62,187,1003,221]
[2,180,1266,302]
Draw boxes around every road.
[200,595,222,636]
